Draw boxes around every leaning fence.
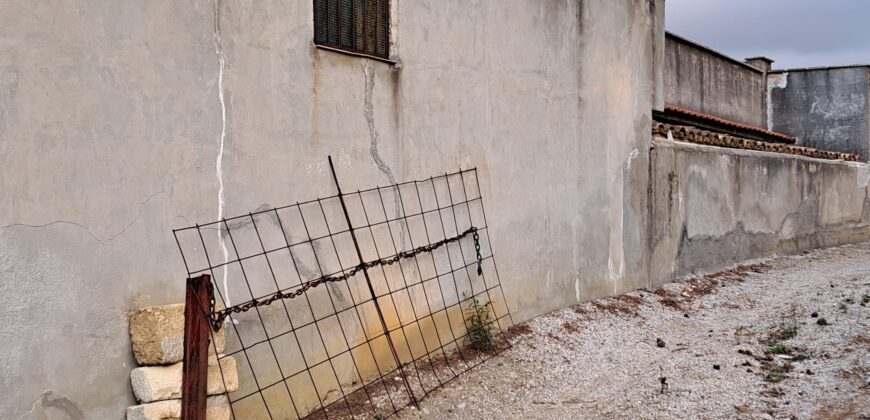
[173,157,514,419]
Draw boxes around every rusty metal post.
[182,274,212,420]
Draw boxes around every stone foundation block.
[131,356,238,403]
[130,303,225,365]
[126,395,230,420]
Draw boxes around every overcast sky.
[665,0,870,69]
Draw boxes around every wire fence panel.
[174,160,514,419]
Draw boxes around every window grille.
[314,0,390,59]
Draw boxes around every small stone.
[810,312,818,318]
[126,395,229,420]
[683,313,689,318]
[816,318,828,326]
[805,369,813,375]
[713,364,720,370]
[656,338,666,348]
[131,356,239,403]
[130,304,225,365]
[735,404,751,413]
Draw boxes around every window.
[314,0,390,59]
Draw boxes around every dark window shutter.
[314,0,390,59]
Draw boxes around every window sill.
[315,44,400,66]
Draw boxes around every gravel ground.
[401,242,870,419]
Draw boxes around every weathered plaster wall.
[0,0,663,417]
[664,33,766,127]
[649,136,870,285]
[768,67,870,161]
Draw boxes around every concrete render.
[0,1,662,417]
[649,136,870,284]
[768,66,870,162]
[2,1,869,418]
[664,33,767,128]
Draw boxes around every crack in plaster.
[18,391,84,420]
[0,189,167,245]
[213,0,231,306]
[0,220,105,244]
[363,63,396,185]
[363,63,406,249]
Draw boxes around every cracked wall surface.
[0,1,222,418]
[768,67,870,162]
[649,136,870,285]
[0,0,663,417]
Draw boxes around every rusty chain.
[206,226,483,331]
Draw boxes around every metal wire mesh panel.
[314,0,390,59]
[174,162,513,419]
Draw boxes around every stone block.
[131,356,238,403]
[126,395,230,420]
[130,303,225,365]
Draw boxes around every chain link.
[473,231,483,276]
[206,226,484,332]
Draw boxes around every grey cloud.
[666,0,870,68]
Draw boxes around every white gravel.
[401,242,870,419]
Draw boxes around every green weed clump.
[465,297,495,351]
[769,344,788,355]
[778,325,798,340]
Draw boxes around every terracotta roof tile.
[652,122,860,162]
[664,104,796,143]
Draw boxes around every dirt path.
[402,242,870,419]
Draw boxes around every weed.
[465,296,494,351]
[776,305,799,340]
[765,372,787,383]
[769,344,789,354]
[778,325,798,340]
[839,302,848,312]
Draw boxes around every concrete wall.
[768,67,870,161]
[649,136,870,284]
[0,0,663,417]
[664,33,766,127]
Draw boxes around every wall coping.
[666,31,764,74]
[769,64,870,74]
[653,135,868,169]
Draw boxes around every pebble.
[396,243,870,419]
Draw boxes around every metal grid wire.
[174,164,513,419]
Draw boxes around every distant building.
[662,32,870,161]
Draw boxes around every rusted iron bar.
[181,274,212,420]
[327,155,419,407]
